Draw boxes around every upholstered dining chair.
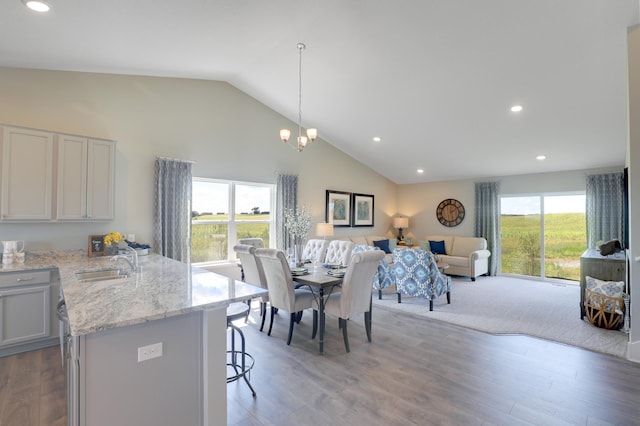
[254,248,315,345]
[324,240,355,265]
[238,238,264,249]
[312,250,384,353]
[351,244,395,300]
[233,244,270,331]
[302,239,329,264]
[393,248,451,311]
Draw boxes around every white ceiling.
[1,0,638,184]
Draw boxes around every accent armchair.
[393,248,451,311]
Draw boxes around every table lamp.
[393,217,409,242]
[316,222,334,240]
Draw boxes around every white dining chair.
[238,238,265,249]
[254,248,315,345]
[233,244,270,331]
[302,239,329,264]
[312,250,384,352]
[324,240,355,265]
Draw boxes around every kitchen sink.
[75,267,129,282]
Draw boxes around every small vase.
[294,242,304,267]
[105,244,118,256]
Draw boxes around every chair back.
[233,244,267,290]
[393,248,450,298]
[339,250,384,318]
[254,248,296,311]
[302,239,329,262]
[324,240,355,265]
[238,238,264,249]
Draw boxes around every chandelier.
[279,43,318,152]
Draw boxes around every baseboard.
[628,339,640,363]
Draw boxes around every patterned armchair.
[393,248,451,311]
[351,244,395,300]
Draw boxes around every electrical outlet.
[137,342,163,362]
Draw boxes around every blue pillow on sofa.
[429,240,446,254]
[373,239,391,254]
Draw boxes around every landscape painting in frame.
[352,193,374,227]
[326,190,351,227]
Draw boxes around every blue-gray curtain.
[276,173,298,250]
[586,172,626,248]
[474,181,499,276]
[153,158,193,262]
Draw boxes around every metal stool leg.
[227,322,256,397]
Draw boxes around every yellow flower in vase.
[104,232,125,255]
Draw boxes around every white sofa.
[341,235,395,264]
[424,235,491,281]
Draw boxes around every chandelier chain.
[297,43,304,146]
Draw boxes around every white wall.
[0,68,397,250]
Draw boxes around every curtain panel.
[474,181,499,276]
[153,158,193,262]
[586,172,626,249]
[276,174,298,250]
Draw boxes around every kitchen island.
[3,250,266,426]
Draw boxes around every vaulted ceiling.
[1,0,638,183]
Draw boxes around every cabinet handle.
[16,277,34,282]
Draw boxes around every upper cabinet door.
[86,139,115,220]
[56,134,89,220]
[1,126,54,220]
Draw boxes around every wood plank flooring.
[1,301,639,426]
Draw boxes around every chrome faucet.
[111,245,139,272]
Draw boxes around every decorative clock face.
[436,198,465,227]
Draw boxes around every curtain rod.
[157,156,196,164]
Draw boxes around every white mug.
[2,253,14,265]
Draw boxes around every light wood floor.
[2,303,639,426]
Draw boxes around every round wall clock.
[436,198,465,227]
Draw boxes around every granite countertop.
[0,250,267,336]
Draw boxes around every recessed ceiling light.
[372,136,381,142]
[536,155,546,161]
[510,105,523,112]
[22,0,51,12]
[417,169,424,174]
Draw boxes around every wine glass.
[286,247,294,266]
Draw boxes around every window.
[500,193,586,281]
[191,178,274,264]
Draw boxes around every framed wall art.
[326,190,351,227]
[352,193,374,227]
[88,235,105,257]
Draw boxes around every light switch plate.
[138,342,163,362]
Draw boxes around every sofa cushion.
[350,236,368,246]
[426,235,454,254]
[373,239,391,254]
[365,235,387,246]
[440,255,469,267]
[429,240,446,254]
[451,237,486,257]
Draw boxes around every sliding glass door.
[500,194,586,281]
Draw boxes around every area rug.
[372,275,629,358]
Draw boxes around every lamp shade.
[393,217,409,229]
[316,222,334,237]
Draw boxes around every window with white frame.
[191,178,274,264]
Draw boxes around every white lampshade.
[280,128,291,142]
[393,217,409,229]
[316,222,334,237]
[306,128,318,141]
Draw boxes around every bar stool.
[226,302,256,397]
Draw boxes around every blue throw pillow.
[429,240,446,254]
[373,239,391,254]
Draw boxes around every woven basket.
[584,289,624,330]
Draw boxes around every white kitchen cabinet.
[0,126,54,220]
[0,270,51,349]
[56,135,115,220]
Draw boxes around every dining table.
[292,266,344,354]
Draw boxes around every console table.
[579,248,627,319]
